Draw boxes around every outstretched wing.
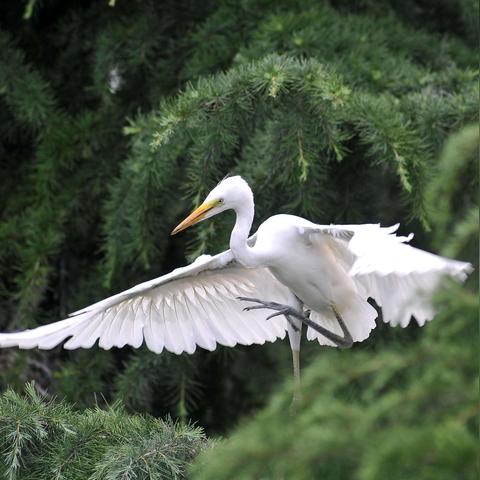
[0,249,291,354]
[303,223,472,328]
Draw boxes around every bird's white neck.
[229,191,263,268]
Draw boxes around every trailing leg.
[237,297,353,348]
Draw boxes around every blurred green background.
[0,1,477,479]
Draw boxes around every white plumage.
[0,254,291,353]
[0,176,472,385]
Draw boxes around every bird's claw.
[266,309,289,320]
[237,297,301,331]
[242,305,269,312]
[237,297,284,310]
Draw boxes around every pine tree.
[0,1,477,476]
[0,383,208,480]
[190,123,479,479]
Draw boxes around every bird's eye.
[218,199,224,204]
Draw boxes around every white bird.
[0,176,472,402]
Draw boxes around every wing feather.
[303,223,472,330]
[213,283,253,344]
[0,248,291,354]
[203,289,238,347]
[183,298,216,351]
[143,300,163,354]
[98,308,118,350]
[173,294,196,354]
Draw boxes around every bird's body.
[258,214,358,314]
[0,176,472,400]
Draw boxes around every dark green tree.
[191,124,479,479]
[0,383,208,480]
[0,0,477,477]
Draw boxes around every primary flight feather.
[0,176,472,398]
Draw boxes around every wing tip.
[453,261,474,282]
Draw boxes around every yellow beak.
[171,200,219,235]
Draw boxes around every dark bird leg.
[237,297,353,348]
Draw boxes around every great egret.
[0,176,472,402]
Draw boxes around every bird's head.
[171,176,252,235]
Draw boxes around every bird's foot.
[237,297,353,348]
[236,297,305,332]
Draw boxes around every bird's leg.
[300,305,352,348]
[330,305,353,348]
[238,297,309,411]
[290,342,302,414]
[237,297,353,348]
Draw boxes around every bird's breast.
[266,236,357,312]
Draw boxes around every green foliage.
[0,383,208,480]
[191,124,478,479]
[0,1,477,477]
[192,285,478,479]
[426,124,479,254]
